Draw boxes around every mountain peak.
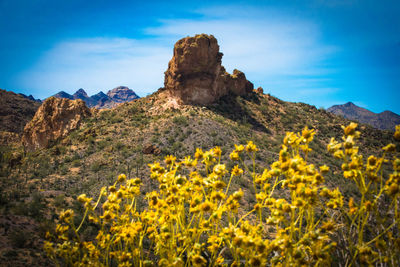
[344,102,356,107]
[93,91,107,97]
[73,88,89,98]
[107,86,139,103]
[53,91,73,99]
[328,102,400,130]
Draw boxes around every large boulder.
[22,97,91,151]
[164,34,253,105]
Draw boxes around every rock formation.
[164,34,253,105]
[22,97,91,150]
[142,144,161,155]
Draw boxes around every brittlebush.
[328,123,400,266]
[44,124,400,266]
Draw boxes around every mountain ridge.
[327,101,400,130]
[52,86,139,108]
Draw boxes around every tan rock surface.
[22,97,91,150]
[142,144,161,155]
[164,34,253,105]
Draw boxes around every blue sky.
[1,0,399,114]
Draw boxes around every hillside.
[328,102,400,130]
[0,89,41,134]
[1,91,396,266]
[0,34,398,266]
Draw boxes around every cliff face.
[22,97,91,150]
[164,34,253,105]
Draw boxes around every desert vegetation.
[44,123,400,266]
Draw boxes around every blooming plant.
[44,124,400,266]
[328,123,400,266]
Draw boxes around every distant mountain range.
[53,86,139,108]
[18,93,42,103]
[327,102,400,131]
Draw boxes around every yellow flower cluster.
[44,123,400,266]
[327,122,400,265]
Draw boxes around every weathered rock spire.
[164,34,253,105]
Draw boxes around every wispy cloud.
[16,6,338,100]
[16,38,172,97]
[146,15,337,76]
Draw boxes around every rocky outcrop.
[164,34,253,105]
[142,144,161,155]
[22,97,91,150]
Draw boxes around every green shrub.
[172,115,189,126]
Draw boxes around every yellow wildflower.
[342,122,358,136]
[194,148,204,159]
[232,165,243,176]
[118,174,126,183]
[230,150,240,161]
[246,141,258,152]
[234,144,245,153]
[394,125,400,140]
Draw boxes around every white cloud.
[17,38,172,98]
[16,7,338,100]
[146,16,337,76]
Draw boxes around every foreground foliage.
[45,124,400,266]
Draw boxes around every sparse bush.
[53,194,65,208]
[91,161,102,173]
[10,230,30,248]
[173,115,189,126]
[72,159,81,167]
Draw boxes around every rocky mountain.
[53,91,74,100]
[327,102,400,130]
[107,86,139,103]
[163,34,253,105]
[22,97,92,151]
[0,89,41,135]
[90,91,109,105]
[52,86,139,108]
[18,93,42,103]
